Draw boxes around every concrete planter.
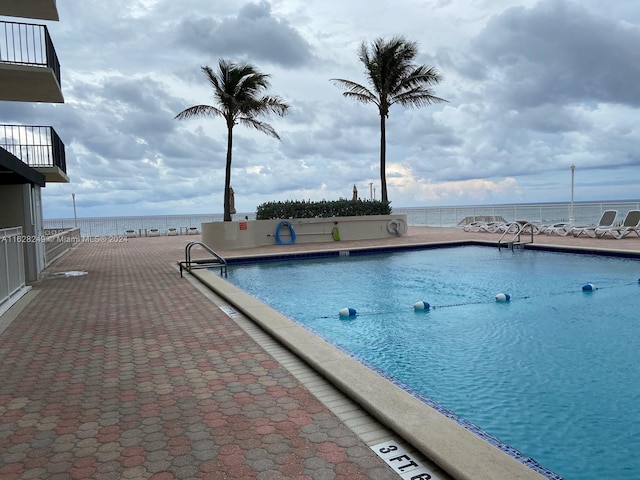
[201,214,408,250]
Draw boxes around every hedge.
[255,199,392,220]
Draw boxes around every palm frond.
[330,78,377,104]
[238,117,281,140]
[391,88,448,108]
[174,104,223,120]
[239,95,288,117]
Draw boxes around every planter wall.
[201,214,408,250]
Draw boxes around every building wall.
[0,1,62,287]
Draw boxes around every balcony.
[0,125,68,183]
[0,0,59,21]
[0,20,63,103]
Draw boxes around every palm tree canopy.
[330,36,447,205]
[331,36,447,117]
[174,59,288,221]
[175,60,289,138]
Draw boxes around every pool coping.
[192,239,625,480]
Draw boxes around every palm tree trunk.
[223,123,233,221]
[379,114,388,203]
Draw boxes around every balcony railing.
[0,20,61,88]
[0,124,66,172]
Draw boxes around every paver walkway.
[0,235,395,479]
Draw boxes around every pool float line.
[319,280,640,319]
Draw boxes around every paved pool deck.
[1,226,638,480]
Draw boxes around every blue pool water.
[224,246,640,480]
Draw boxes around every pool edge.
[191,265,550,480]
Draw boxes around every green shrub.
[255,199,391,220]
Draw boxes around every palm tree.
[331,36,447,204]
[175,60,289,221]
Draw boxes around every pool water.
[224,246,640,480]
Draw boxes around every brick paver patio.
[0,234,396,480]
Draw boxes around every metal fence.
[0,124,66,170]
[1,226,26,316]
[43,202,640,237]
[44,214,242,238]
[393,201,640,227]
[0,20,61,87]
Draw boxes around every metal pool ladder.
[179,241,227,277]
[498,221,535,250]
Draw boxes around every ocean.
[43,201,640,237]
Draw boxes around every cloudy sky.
[4,0,640,218]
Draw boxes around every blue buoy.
[339,307,357,317]
[582,283,596,292]
[495,293,511,302]
[413,301,430,310]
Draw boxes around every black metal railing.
[0,125,66,171]
[0,20,61,88]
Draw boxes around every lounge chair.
[571,210,618,238]
[466,220,512,233]
[460,216,507,232]
[596,210,640,239]
[541,223,573,236]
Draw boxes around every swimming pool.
[222,245,640,480]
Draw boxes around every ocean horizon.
[43,200,640,238]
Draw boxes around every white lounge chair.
[571,210,618,238]
[596,210,640,239]
[541,223,573,236]
[461,216,508,233]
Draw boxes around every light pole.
[569,164,575,224]
[72,193,77,227]
[369,182,373,200]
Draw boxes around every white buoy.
[339,307,357,317]
[413,301,430,310]
[582,283,596,292]
[495,293,511,302]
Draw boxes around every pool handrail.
[179,241,227,277]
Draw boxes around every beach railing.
[44,227,80,267]
[43,214,233,238]
[42,202,640,237]
[396,201,640,227]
